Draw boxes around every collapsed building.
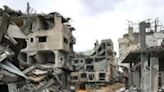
[70,39,122,91]
[118,21,164,92]
[0,6,76,92]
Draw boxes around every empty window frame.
[38,36,47,42]
[88,73,95,80]
[72,76,78,80]
[81,73,87,78]
[64,37,68,44]
[74,60,79,64]
[80,59,84,63]
[86,65,94,71]
[99,73,106,80]
[107,43,111,46]
[86,58,93,64]
[70,43,73,48]
[30,38,33,42]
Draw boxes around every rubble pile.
[0,6,75,92]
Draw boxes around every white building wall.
[146,32,164,47]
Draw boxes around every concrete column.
[129,62,133,86]
[128,26,134,41]
[139,22,146,91]
[53,50,58,67]
[133,71,140,88]
[139,21,150,91]
[150,57,159,92]
[27,52,37,64]
[162,72,164,88]
[141,55,148,92]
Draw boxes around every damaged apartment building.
[0,6,76,92]
[118,20,164,92]
[70,39,119,91]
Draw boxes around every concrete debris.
[0,5,75,92]
[0,61,27,79]
[32,69,48,75]
[0,13,10,42]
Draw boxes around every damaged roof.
[122,46,164,63]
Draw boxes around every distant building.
[70,39,117,90]
[118,27,139,67]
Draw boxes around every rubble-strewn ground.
[76,83,125,92]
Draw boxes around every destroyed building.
[118,27,139,67]
[118,26,164,67]
[0,6,76,92]
[20,12,76,69]
[119,21,164,91]
[70,39,119,91]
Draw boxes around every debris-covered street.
[0,1,164,92]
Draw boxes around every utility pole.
[154,18,159,32]
[26,2,30,15]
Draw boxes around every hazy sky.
[1,0,164,54]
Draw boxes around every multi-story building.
[21,13,76,68]
[118,27,140,67]
[118,26,164,67]
[70,39,117,90]
[0,6,77,92]
[118,24,164,91]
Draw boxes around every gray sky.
[1,0,164,54]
